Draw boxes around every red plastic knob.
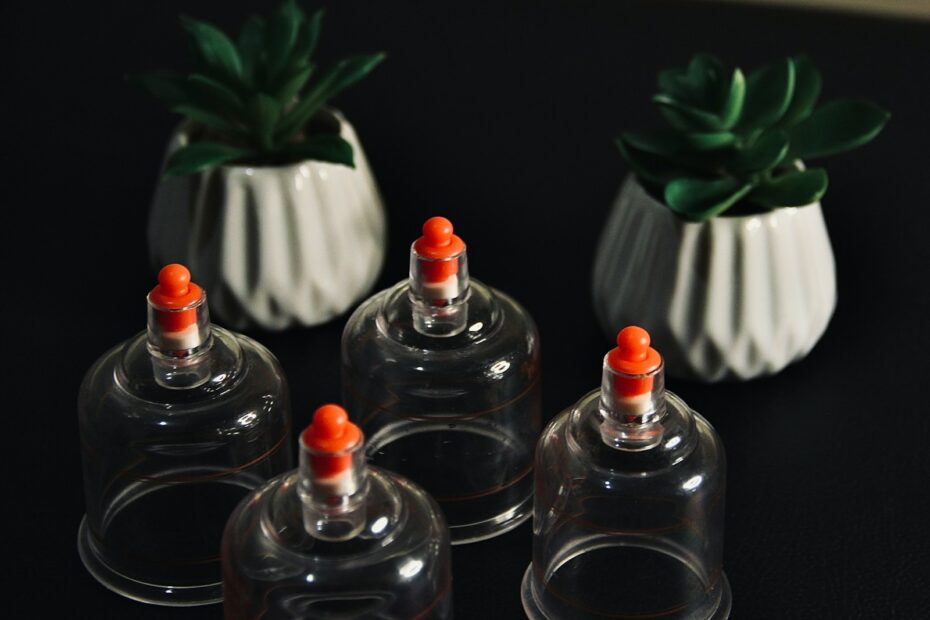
[607,326,662,397]
[422,217,454,249]
[309,405,351,442]
[148,263,203,332]
[616,326,650,363]
[413,216,466,283]
[302,404,362,478]
[158,264,191,298]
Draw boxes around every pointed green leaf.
[656,54,724,109]
[717,69,745,129]
[622,130,736,155]
[665,177,755,220]
[309,53,385,103]
[653,94,723,131]
[615,138,696,186]
[616,139,668,185]
[739,57,795,129]
[749,168,828,207]
[164,143,252,176]
[778,54,822,128]
[787,99,889,159]
[688,53,724,78]
[657,68,690,102]
[276,53,386,142]
[237,16,265,85]
[130,72,188,106]
[283,133,354,167]
[292,10,324,63]
[730,130,789,173]
[688,54,725,107]
[172,104,245,138]
[266,0,302,83]
[247,94,282,150]
[188,73,244,115]
[180,15,243,86]
[276,64,314,105]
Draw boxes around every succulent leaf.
[247,94,282,150]
[730,130,789,173]
[653,94,724,132]
[316,53,386,100]
[180,15,243,87]
[237,16,265,86]
[276,53,386,143]
[739,58,795,129]
[657,69,691,102]
[188,73,244,116]
[787,99,890,160]
[165,143,252,176]
[687,53,725,107]
[749,168,828,206]
[282,133,355,167]
[136,2,384,174]
[665,177,755,220]
[276,64,315,105]
[615,138,697,186]
[266,0,303,85]
[778,55,822,128]
[619,53,886,218]
[292,10,324,67]
[655,54,723,107]
[172,104,247,139]
[623,130,736,155]
[131,72,188,106]
[717,69,746,130]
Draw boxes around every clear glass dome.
[521,326,730,619]
[222,404,452,619]
[342,217,542,544]
[77,264,292,606]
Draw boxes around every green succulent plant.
[134,0,384,176]
[616,53,889,220]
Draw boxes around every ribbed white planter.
[148,112,386,330]
[593,175,836,382]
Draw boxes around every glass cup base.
[449,493,532,545]
[520,562,731,619]
[77,516,222,607]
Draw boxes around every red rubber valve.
[423,217,454,250]
[158,264,190,297]
[148,264,203,332]
[414,216,465,283]
[607,326,662,397]
[302,404,362,478]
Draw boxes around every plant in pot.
[137,0,386,330]
[593,53,889,381]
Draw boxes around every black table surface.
[5,1,929,618]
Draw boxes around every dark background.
[4,0,929,618]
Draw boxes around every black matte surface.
[5,1,929,618]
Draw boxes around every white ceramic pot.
[593,175,836,382]
[148,112,386,330]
